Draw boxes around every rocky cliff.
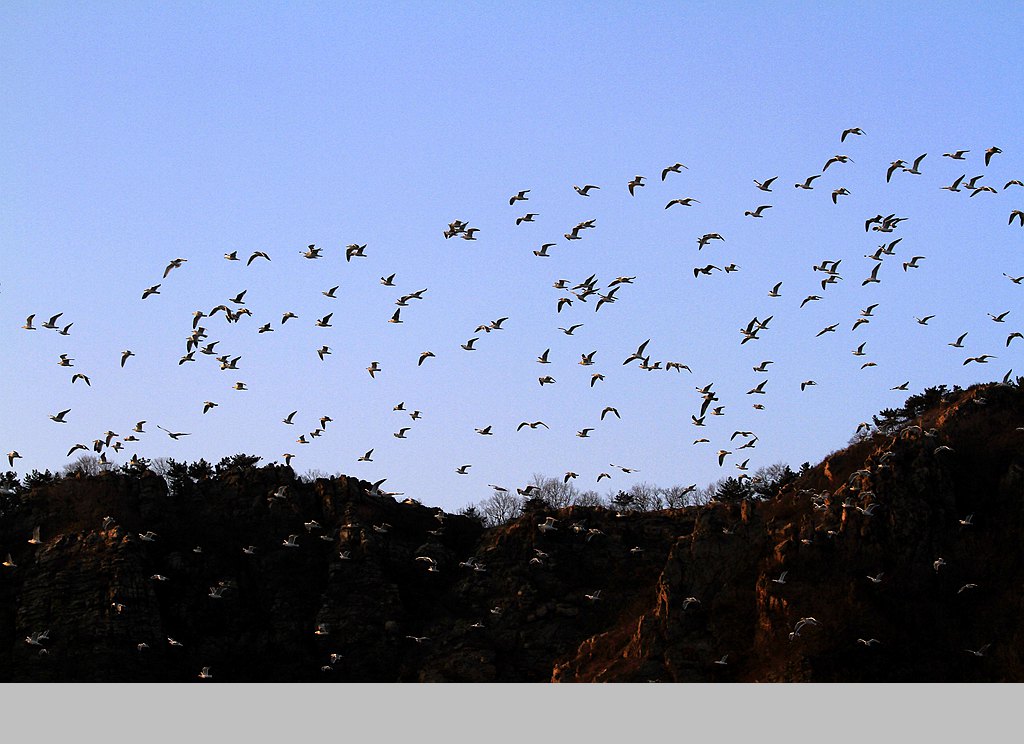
[2,382,1022,682]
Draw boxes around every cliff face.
[2,383,1023,682]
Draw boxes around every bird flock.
[5,127,1022,508]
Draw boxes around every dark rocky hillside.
[2,382,1022,682]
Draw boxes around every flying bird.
[661,162,687,180]
[573,184,600,196]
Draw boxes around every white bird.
[2,553,16,568]
[771,570,788,584]
[27,526,42,545]
[965,644,991,657]
[282,534,299,547]
[198,666,212,679]
[584,590,602,602]
[537,516,558,534]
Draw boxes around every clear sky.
[2,1,1022,514]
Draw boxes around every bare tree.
[529,473,580,509]
[477,487,523,527]
[63,454,101,476]
[574,489,605,508]
[626,482,664,511]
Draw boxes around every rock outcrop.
[2,382,1022,682]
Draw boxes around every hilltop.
[1,381,1022,682]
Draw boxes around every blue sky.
[2,2,1022,513]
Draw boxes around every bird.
[509,189,530,205]
[461,337,478,351]
[367,361,381,378]
[771,570,788,584]
[902,152,926,175]
[754,176,778,191]
[662,162,687,180]
[902,256,925,271]
[8,451,23,467]
[964,354,996,365]
[989,311,1010,322]
[941,174,966,192]
[943,149,969,160]
[21,314,36,330]
[885,160,906,182]
[120,349,135,367]
[474,426,493,436]
[862,263,882,286]
[247,250,270,265]
[533,243,554,257]
[559,324,583,335]
[823,154,853,171]
[345,243,367,261]
[714,655,729,666]
[600,406,620,420]
[867,572,884,584]
[41,312,63,330]
[202,401,218,414]
[958,583,979,594]
[816,323,838,337]
[665,197,700,208]
[840,127,864,141]
[537,516,559,534]
[282,534,299,547]
[767,281,782,297]
[744,205,772,218]
[393,427,411,439]
[583,590,602,602]
[517,421,549,430]
[141,284,161,299]
[794,174,820,189]
[857,638,880,647]
[628,175,645,195]
[3,553,16,568]
[1010,210,1024,227]
[948,332,969,348]
[315,313,333,328]
[831,187,850,203]
[163,258,188,278]
[515,213,539,225]
[576,428,594,438]
[358,449,373,462]
[49,408,71,423]
[573,184,600,196]
[984,146,1002,166]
